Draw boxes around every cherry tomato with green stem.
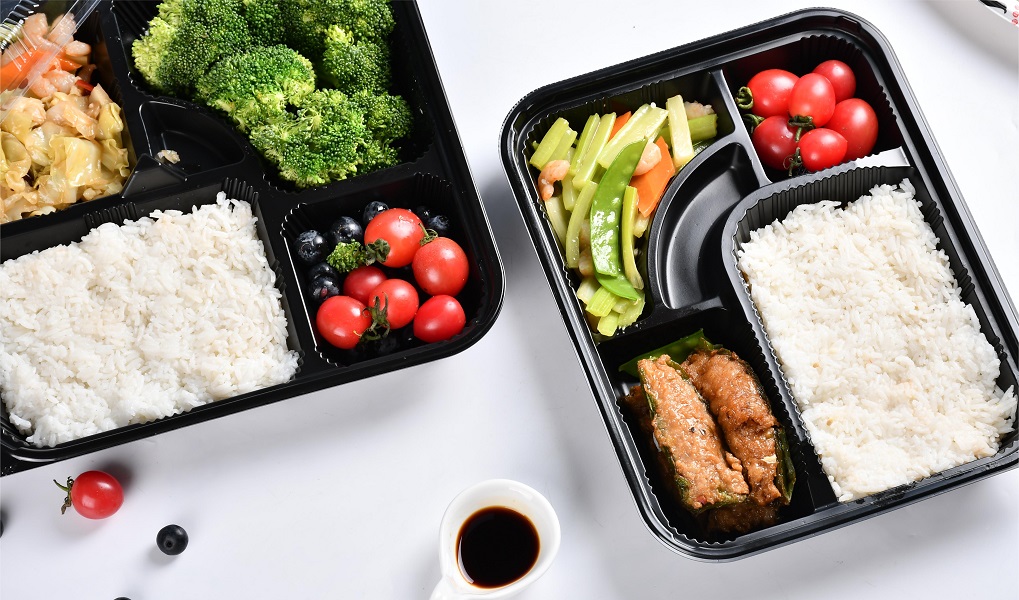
[364,209,425,268]
[316,295,372,350]
[751,116,799,171]
[55,470,123,519]
[369,279,419,330]
[788,73,837,128]
[412,238,469,297]
[736,69,799,118]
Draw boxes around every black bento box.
[0,0,505,475]
[500,9,1018,560]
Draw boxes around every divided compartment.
[725,165,1019,504]
[0,177,305,471]
[0,0,144,233]
[108,0,434,194]
[718,31,904,183]
[516,68,737,332]
[279,172,491,369]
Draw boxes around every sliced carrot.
[74,79,94,92]
[631,137,675,217]
[0,50,45,91]
[608,111,631,140]
[55,56,80,72]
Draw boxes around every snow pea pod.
[589,139,646,282]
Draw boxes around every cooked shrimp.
[46,14,77,45]
[632,140,662,176]
[63,40,92,57]
[22,13,49,42]
[46,99,97,138]
[29,76,57,99]
[43,69,77,95]
[537,159,570,202]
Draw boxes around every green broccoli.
[320,24,390,93]
[195,45,316,133]
[280,0,395,61]
[326,239,390,273]
[241,0,284,46]
[350,89,412,143]
[249,89,371,187]
[334,0,395,44]
[132,0,251,96]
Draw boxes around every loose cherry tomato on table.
[343,265,387,305]
[412,237,469,297]
[788,73,837,128]
[55,470,123,519]
[751,116,800,171]
[316,295,372,350]
[364,208,425,268]
[812,60,857,103]
[795,128,848,172]
[825,98,878,161]
[414,295,466,343]
[369,279,419,330]
[737,69,799,118]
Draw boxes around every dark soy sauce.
[457,506,540,588]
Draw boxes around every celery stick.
[565,181,598,268]
[688,114,717,143]
[587,286,618,318]
[617,291,645,327]
[613,295,633,314]
[544,196,569,246]
[570,115,601,177]
[561,174,577,211]
[549,127,577,164]
[620,185,643,290]
[529,117,570,169]
[597,312,619,337]
[667,95,694,169]
[572,113,615,190]
[634,212,651,238]
[597,104,668,170]
[576,277,600,304]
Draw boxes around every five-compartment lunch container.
[500,8,1018,560]
[0,0,505,475]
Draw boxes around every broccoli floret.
[320,25,390,93]
[241,0,284,46]
[195,45,316,133]
[132,0,251,96]
[350,90,412,143]
[335,0,395,44]
[280,0,395,61]
[249,89,370,187]
[326,239,390,272]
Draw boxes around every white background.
[1,1,1017,598]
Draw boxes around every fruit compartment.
[0,177,306,469]
[717,31,903,183]
[108,0,435,195]
[725,166,1019,503]
[277,171,490,369]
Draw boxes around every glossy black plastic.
[500,9,1017,560]
[0,1,505,475]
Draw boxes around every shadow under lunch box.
[1,0,505,475]
[500,8,1018,560]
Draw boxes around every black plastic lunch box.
[0,0,505,475]
[500,8,1018,560]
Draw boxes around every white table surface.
[2,1,1017,598]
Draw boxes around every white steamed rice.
[737,179,1017,501]
[0,194,299,447]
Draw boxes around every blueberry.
[412,205,434,222]
[295,230,328,265]
[328,216,364,246]
[426,214,451,238]
[156,524,189,555]
[309,274,342,303]
[362,200,389,226]
[308,262,339,282]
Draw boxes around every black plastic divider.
[0,0,504,475]
[501,7,1018,560]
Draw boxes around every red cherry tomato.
[797,128,848,172]
[364,208,424,268]
[414,295,466,343]
[343,265,387,306]
[825,98,878,161]
[316,295,371,349]
[368,279,419,330]
[741,69,799,118]
[752,116,799,171]
[788,73,837,127]
[56,471,123,519]
[412,238,469,297]
[812,60,857,103]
